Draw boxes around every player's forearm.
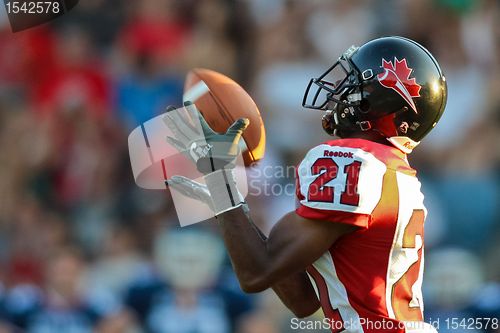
[218,207,320,315]
[271,271,321,318]
[244,212,320,315]
[217,206,276,292]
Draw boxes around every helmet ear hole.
[359,99,370,113]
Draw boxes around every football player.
[165,36,447,333]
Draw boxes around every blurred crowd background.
[0,0,498,332]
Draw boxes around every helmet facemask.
[303,46,374,138]
[303,46,362,111]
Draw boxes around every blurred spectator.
[113,0,187,128]
[255,1,325,153]
[0,26,57,97]
[306,1,374,63]
[56,0,126,49]
[183,0,256,85]
[87,225,148,299]
[117,0,189,71]
[471,283,500,333]
[125,228,253,333]
[114,58,183,128]
[419,9,487,152]
[3,248,128,332]
[32,26,111,119]
[423,248,500,333]
[3,197,53,287]
[424,248,484,311]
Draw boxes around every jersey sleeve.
[295,143,387,228]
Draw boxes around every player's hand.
[163,101,250,174]
[167,174,251,216]
[166,175,214,210]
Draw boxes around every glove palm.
[163,101,249,174]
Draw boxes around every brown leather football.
[184,68,266,166]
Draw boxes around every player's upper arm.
[295,143,387,228]
[251,211,358,291]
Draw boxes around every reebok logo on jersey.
[324,150,354,158]
[377,58,421,113]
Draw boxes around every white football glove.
[166,175,214,211]
[166,175,251,215]
[163,101,250,215]
[163,101,249,174]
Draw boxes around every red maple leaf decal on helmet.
[377,58,421,113]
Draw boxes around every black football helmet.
[303,36,447,153]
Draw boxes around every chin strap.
[356,120,372,131]
[323,108,373,137]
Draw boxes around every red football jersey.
[295,138,435,333]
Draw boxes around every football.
[183,68,266,166]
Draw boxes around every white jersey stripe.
[309,251,363,333]
[385,172,426,319]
